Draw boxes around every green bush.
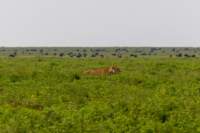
[0,57,200,132]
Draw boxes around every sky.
[0,0,200,47]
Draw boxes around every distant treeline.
[0,47,198,58]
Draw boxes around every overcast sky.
[0,0,200,47]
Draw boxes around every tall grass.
[0,57,200,132]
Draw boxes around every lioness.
[84,65,121,76]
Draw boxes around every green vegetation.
[0,47,199,58]
[1,56,200,132]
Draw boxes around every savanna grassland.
[0,55,200,133]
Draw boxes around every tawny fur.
[84,66,121,76]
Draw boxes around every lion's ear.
[112,64,116,67]
[113,64,117,67]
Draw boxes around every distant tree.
[67,52,73,57]
[40,49,44,54]
[117,54,122,58]
[176,53,182,57]
[83,53,87,57]
[184,48,189,51]
[115,48,120,52]
[9,52,17,57]
[59,53,64,57]
[100,54,104,58]
[30,49,37,52]
[68,53,74,58]
[172,48,176,52]
[130,54,137,57]
[94,52,99,56]
[76,53,82,58]
[44,53,49,56]
[150,48,157,53]
[91,54,96,57]
[9,54,16,58]
[123,48,128,52]
[141,53,147,56]
[112,53,116,56]
[192,54,196,58]
[184,54,190,57]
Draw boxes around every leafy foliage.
[0,57,200,132]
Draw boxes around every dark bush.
[100,54,104,58]
[117,54,122,58]
[76,53,82,58]
[40,49,44,54]
[112,53,116,56]
[141,53,147,56]
[59,53,64,57]
[192,54,196,57]
[9,53,16,57]
[67,52,73,57]
[184,54,190,57]
[176,53,182,57]
[83,53,87,57]
[130,54,137,57]
[91,54,96,57]
[70,73,81,81]
[30,49,37,52]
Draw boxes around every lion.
[84,65,121,76]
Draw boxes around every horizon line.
[0,41,200,47]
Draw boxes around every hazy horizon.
[0,0,200,47]
[1,42,200,47]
